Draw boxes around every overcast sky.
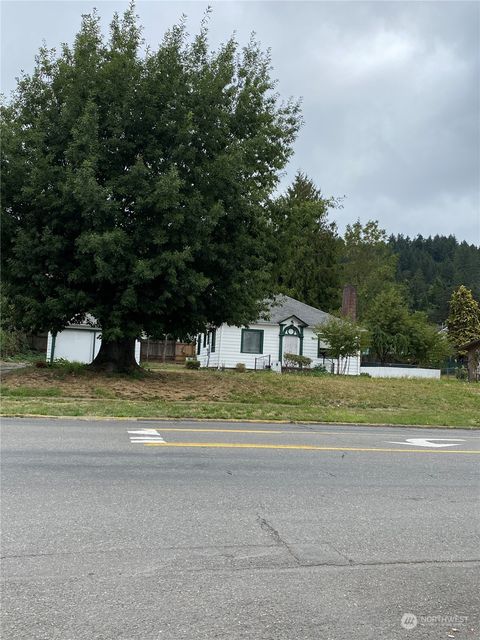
[2,1,479,245]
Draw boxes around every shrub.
[0,328,29,358]
[185,359,201,370]
[35,360,47,368]
[49,359,87,375]
[455,366,468,381]
[310,364,329,375]
[283,353,312,369]
[235,362,247,372]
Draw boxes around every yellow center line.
[144,442,480,453]
[152,428,480,438]
[153,428,288,434]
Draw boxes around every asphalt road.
[1,417,479,640]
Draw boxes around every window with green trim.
[317,338,332,358]
[210,330,216,353]
[241,329,263,354]
[197,335,201,355]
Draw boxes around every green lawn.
[1,365,479,427]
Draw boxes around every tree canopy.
[314,316,366,374]
[389,234,480,323]
[340,220,397,319]
[1,5,301,371]
[364,286,452,366]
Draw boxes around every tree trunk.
[162,333,168,364]
[89,337,141,374]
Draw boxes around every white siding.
[197,324,281,370]
[47,329,140,365]
[198,323,360,375]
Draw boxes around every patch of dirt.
[0,366,244,401]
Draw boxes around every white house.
[46,320,141,365]
[196,295,360,375]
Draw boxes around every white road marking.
[128,429,469,450]
[128,429,165,444]
[128,429,162,435]
[388,438,465,448]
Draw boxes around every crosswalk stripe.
[128,428,165,444]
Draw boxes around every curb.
[0,413,478,430]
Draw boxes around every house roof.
[66,313,100,330]
[460,337,480,351]
[258,295,333,327]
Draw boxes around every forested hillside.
[268,173,479,328]
[388,235,480,323]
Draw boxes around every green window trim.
[317,337,323,358]
[317,337,332,358]
[50,333,56,362]
[210,329,216,353]
[241,328,264,354]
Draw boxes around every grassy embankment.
[1,362,478,427]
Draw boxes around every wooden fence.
[27,333,48,353]
[140,339,196,363]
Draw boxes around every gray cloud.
[2,1,479,243]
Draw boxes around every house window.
[197,335,201,355]
[241,329,264,354]
[210,329,216,353]
[203,332,207,348]
[317,338,332,359]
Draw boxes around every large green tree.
[365,287,452,366]
[364,287,411,364]
[405,311,452,367]
[447,285,480,355]
[269,172,341,311]
[340,220,397,319]
[1,6,301,371]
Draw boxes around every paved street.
[1,417,479,639]
[0,362,28,377]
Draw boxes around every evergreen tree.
[269,172,341,311]
[1,6,301,372]
[447,286,480,354]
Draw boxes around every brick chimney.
[341,285,357,322]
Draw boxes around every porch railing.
[254,354,272,370]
